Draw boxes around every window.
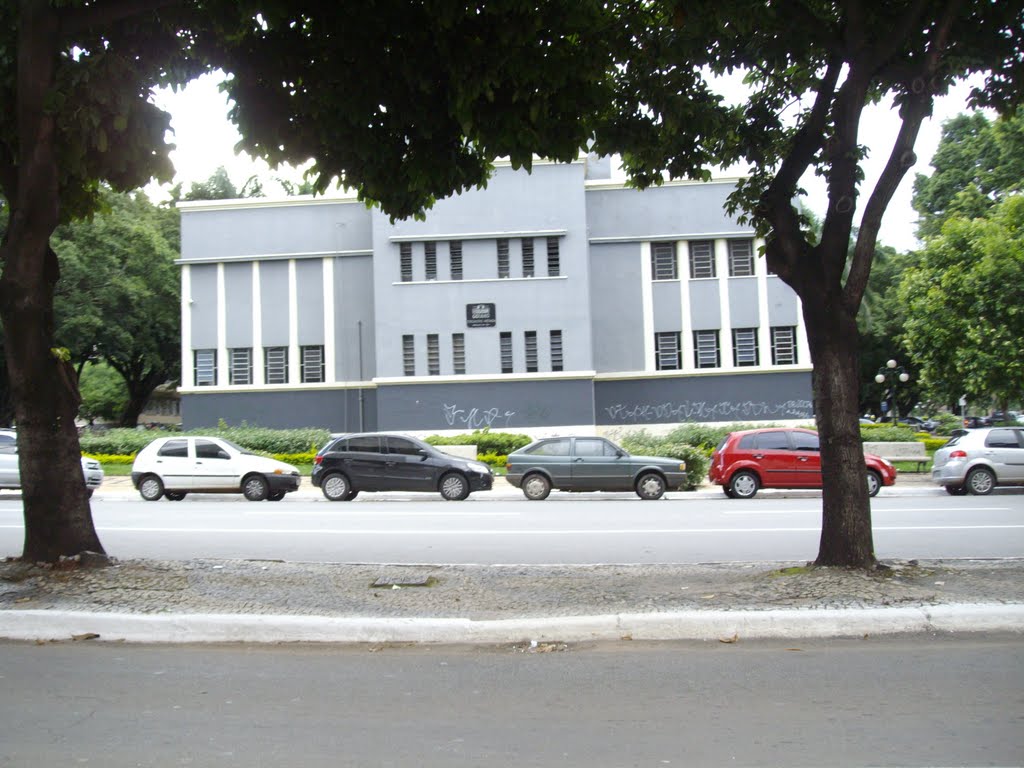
[387,437,423,456]
[524,331,538,372]
[157,439,188,458]
[689,240,716,279]
[547,237,560,276]
[300,345,325,383]
[427,334,440,375]
[452,333,466,374]
[790,431,820,451]
[500,331,513,373]
[655,332,682,370]
[195,439,229,460]
[229,348,252,385]
[728,239,755,277]
[732,328,759,366]
[425,242,437,280]
[693,330,721,368]
[986,429,1022,449]
[402,334,415,376]
[525,438,570,456]
[348,435,382,453]
[400,242,412,282]
[497,238,510,278]
[651,241,677,280]
[194,349,216,386]
[755,431,790,450]
[449,241,463,280]
[264,346,288,384]
[574,438,617,457]
[522,239,535,277]
[550,330,563,372]
[771,326,798,365]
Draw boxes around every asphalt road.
[1,634,1021,767]
[2,491,1023,564]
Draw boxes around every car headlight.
[468,461,492,474]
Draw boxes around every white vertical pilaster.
[678,240,693,370]
[288,259,299,384]
[216,262,227,386]
[755,238,772,367]
[252,262,264,384]
[181,265,193,388]
[716,239,732,369]
[640,242,654,371]
[323,257,336,383]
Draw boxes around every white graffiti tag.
[604,399,813,423]
[443,403,517,429]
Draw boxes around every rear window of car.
[157,439,188,458]
[348,436,382,453]
[985,429,1022,449]
[525,439,570,456]
[574,438,617,457]
[755,432,790,450]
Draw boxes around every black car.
[310,432,494,501]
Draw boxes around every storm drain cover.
[372,574,434,588]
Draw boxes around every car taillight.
[505,462,511,472]
[949,450,967,459]
[314,455,323,465]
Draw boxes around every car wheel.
[165,491,187,501]
[965,467,996,496]
[344,490,359,501]
[138,474,164,501]
[242,474,270,501]
[267,491,285,501]
[321,472,351,501]
[945,485,968,496]
[635,472,666,500]
[866,470,881,498]
[522,473,551,501]
[439,472,470,501]
[723,486,736,498]
[729,471,759,499]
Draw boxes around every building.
[176,157,813,435]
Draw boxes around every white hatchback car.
[0,428,104,497]
[131,435,301,501]
[931,427,1024,495]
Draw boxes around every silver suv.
[931,427,1024,495]
[0,429,105,497]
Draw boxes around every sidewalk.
[3,471,1021,645]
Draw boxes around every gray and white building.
[177,157,813,434]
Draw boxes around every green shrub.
[82,452,135,465]
[78,426,332,457]
[859,424,917,442]
[616,430,710,491]
[476,451,508,471]
[932,412,963,435]
[922,437,951,451]
[426,429,532,456]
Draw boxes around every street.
[2,490,1023,564]
[1,634,1021,767]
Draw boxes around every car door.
[0,431,19,488]
[569,437,630,491]
[385,436,436,491]
[151,438,194,490]
[750,430,796,487]
[343,434,387,490]
[982,429,1024,482]
[191,438,239,491]
[787,429,823,488]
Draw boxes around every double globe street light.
[875,359,910,422]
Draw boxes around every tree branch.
[59,0,185,36]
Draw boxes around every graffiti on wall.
[443,403,517,429]
[603,399,814,423]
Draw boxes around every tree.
[582,1,1022,567]
[78,362,129,425]
[52,188,181,427]
[899,195,1024,410]
[913,111,1024,239]
[0,0,612,562]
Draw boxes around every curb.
[3,604,1022,645]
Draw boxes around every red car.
[708,427,897,499]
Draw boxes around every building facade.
[177,157,813,435]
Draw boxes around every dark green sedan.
[505,436,687,500]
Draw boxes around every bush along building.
[177,156,813,435]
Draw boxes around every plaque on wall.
[466,303,496,328]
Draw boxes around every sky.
[149,72,987,253]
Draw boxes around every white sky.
[149,72,986,253]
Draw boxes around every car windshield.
[218,438,251,455]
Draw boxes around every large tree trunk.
[803,291,875,568]
[0,2,105,562]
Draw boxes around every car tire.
[267,491,286,501]
[723,486,736,498]
[344,490,359,501]
[866,470,882,498]
[945,485,968,496]
[321,472,352,501]
[522,473,551,501]
[242,474,270,501]
[138,474,164,501]
[165,491,187,501]
[729,471,760,499]
[965,467,996,496]
[635,472,666,500]
[439,472,470,501]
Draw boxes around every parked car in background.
[0,428,104,497]
[311,432,493,501]
[505,436,687,500]
[131,436,300,501]
[708,427,897,498]
[963,415,992,429]
[931,426,1024,495]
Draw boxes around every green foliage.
[615,430,712,491]
[932,413,964,436]
[476,452,508,472]
[78,363,128,424]
[78,426,332,457]
[859,424,919,442]
[425,430,532,456]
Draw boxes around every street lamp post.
[875,359,910,422]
